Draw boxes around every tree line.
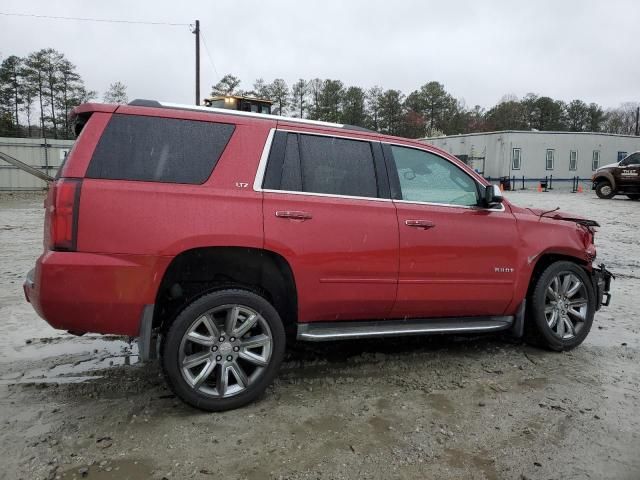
[0,49,128,139]
[1,52,637,140]
[212,74,639,138]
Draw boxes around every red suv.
[24,100,613,411]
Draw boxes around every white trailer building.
[422,131,640,188]
[0,137,74,191]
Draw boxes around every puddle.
[57,458,153,479]
[0,336,140,385]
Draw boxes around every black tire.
[525,261,595,351]
[595,180,615,199]
[627,194,640,201]
[161,289,286,411]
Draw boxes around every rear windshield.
[86,114,235,184]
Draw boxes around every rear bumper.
[23,251,170,336]
[592,263,614,310]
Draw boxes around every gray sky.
[1,0,638,109]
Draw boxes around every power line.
[0,11,189,26]
[200,30,220,79]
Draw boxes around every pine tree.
[211,74,241,96]
[340,86,366,127]
[24,50,49,137]
[103,81,128,104]
[290,79,307,118]
[269,79,289,115]
[0,55,23,133]
[365,86,383,131]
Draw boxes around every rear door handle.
[405,219,435,229]
[275,210,313,220]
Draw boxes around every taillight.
[49,178,82,251]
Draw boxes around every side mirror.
[484,184,503,207]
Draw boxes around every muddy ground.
[0,190,638,480]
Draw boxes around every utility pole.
[635,106,639,137]
[193,19,200,105]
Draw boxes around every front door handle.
[275,210,313,220]
[405,219,435,229]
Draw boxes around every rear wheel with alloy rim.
[162,289,285,411]
[526,261,595,351]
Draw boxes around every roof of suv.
[118,99,377,133]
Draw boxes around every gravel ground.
[0,190,638,480]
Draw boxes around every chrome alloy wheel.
[544,272,589,340]
[179,304,273,398]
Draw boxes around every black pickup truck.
[592,152,640,200]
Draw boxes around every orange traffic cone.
[537,183,542,192]
[577,184,583,193]
[499,184,504,192]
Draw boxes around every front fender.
[593,171,616,190]
[506,212,593,314]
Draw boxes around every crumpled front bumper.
[592,263,614,310]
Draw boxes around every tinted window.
[280,134,302,191]
[621,152,640,166]
[298,134,377,197]
[87,114,235,184]
[391,146,479,206]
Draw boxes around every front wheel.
[161,289,286,411]
[526,261,596,351]
[627,194,640,200]
[595,180,615,199]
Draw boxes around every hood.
[513,205,600,228]
[597,162,619,172]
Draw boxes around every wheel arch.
[593,171,616,191]
[527,252,591,298]
[152,246,298,338]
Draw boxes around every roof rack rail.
[126,99,377,133]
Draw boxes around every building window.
[617,151,628,162]
[545,149,555,170]
[511,148,521,170]
[592,150,600,170]
[569,150,577,171]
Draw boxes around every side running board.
[297,316,514,342]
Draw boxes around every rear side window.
[86,114,235,184]
[299,134,377,197]
[263,131,379,198]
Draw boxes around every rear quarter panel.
[77,117,272,256]
[70,113,273,335]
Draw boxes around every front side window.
[391,145,479,206]
[546,149,555,170]
[512,148,521,170]
[569,150,578,171]
[620,152,640,166]
[592,150,600,170]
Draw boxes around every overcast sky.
[1,0,638,109]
